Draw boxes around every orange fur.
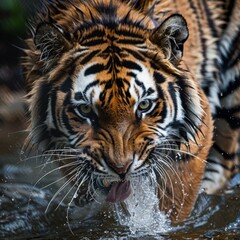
[23,0,240,223]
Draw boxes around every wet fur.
[22,0,240,223]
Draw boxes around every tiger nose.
[109,160,133,177]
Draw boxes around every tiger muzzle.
[108,160,133,179]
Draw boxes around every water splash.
[114,175,172,236]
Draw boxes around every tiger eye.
[138,99,152,112]
[79,104,92,116]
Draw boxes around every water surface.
[0,126,239,239]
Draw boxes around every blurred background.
[0,0,40,164]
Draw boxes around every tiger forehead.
[73,59,158,107]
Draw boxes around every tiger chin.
[22,0,214,224]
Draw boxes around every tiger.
[22,0,240,224]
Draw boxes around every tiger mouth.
[96,178,132,203]
[105,180,132,203]
[74,179,132,207]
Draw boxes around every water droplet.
[115,176,172,234]
[175,153,182,160]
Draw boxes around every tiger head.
[23,0,213,222]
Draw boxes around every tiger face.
[24,0,213,223]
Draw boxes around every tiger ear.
[150,14,189,66]
[34,23,71,71]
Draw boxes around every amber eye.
[138,99,153,112]
[78,104,92,117]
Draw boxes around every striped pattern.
[22,0,239,222]
[135,0,240,193]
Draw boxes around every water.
[115,177,171,235]
[0,127,240,239]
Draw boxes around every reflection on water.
[0,128,240,239]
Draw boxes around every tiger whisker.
[153,152,185,186]
[73,167,97,203]
[65,170,92,234]
[151,156,176,207]
[55,172,89,210]
[150,152,187,217]
[154,146,206,164]
[66,188,78,235]
[43,147,78,153]
[36,156,80,169]
[32,161,83,189]
[87,173,101,203]
[21,153,76,165]
[40,164,84,190]
[22,124,45,149]
[151,161,170,197]
[45,168,80,214]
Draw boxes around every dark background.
[0,0,40,160]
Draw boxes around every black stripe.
[116,77,124,88]
[33,82,52,144]
[146,88,154,96]
[124,78,131,98]
[50,89,57,129]
[220,32,240,70]
[204,168,220,174]
[102,45,122,56]
[189,0,207,79]
[82,29,105,40]
[202,0,218,38]
[225,0,235,26]
[154,72,166,84]
[207,158,231,171]
[60,77,73,93]
[50,128,68,138]
[117,39,145,45]
[168,82,178,121]
[124,48,146,61]
[215,106,240,129]
[81,38,107,47]
[202,177,215,182]
[83,80,100,94]
[138,141,152,163]
[151,101,164,118]
[37,82,52,126]
[175,76,202,142]
[135,79,146,96]
[122,60,142,71]
[156,84,164,99]
[154,86,166,123]
[127,72,136,78]
[62,108,78,135]
[75,92,85,101]
[213,143,236,160]
[219,75,240,98]
[84,64,105,76]
[80,50,100,65]
[115,28,144,39]
[96,3,117,16]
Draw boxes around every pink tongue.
[106,181,131,203]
